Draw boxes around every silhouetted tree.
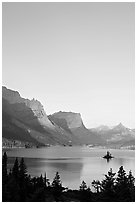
[127,170,135,201]
[101,168,116,201]
[19,158,27,181]
[2,154,135,202]
[79,181,92,201]
[52,172,64,201]
[92,180,101,193]
[38,174,44,187]
[12,157,19,180]
[115,166,129,201]
[116,166,127,185]
[18,158,28,201]
[2,152,7,179]
[52,172,62,189]
[79,181,88,191]
[127,170,135,189]
[2,152,8,201]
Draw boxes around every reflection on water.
[5,147,135,189]
[106,158,112,163]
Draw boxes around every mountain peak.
[113,122,127,131]
[118,122,123,126]
[116,122,125,128]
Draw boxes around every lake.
[3,146,135,190]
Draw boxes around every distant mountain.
[90,123,135,149]
[90,125,110,132]
[49,111,105,145]
[2,86,135,149]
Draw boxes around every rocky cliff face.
[2,86,79,146]
[25,99,56,129]
[50,111,84,129]
[2,87,55,130]
[2,86,24,104]
[49,111,105,145]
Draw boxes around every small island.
[103,151,114,159]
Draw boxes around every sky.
[2,2,135,128]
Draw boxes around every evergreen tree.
[37,174,44,187]
[52,172,62,189]
[19,158,27,181]
[116,166,127,185]
[79,181,88,191]
[52,172,63,201]
[101,168,116,192]
[79,181,92,201]
[12,157,19,180]
[18,158,28,201]
[115,166,129,201]
[2,152,7,178]
[92,180,101,193]
[2,152,8,201]
[127,170,135,201]
[127,170,135,188]
[100,168,116,201]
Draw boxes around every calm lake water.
[4,146,135,189]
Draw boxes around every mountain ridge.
[2,86,135,149]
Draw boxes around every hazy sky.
[2,2,135,128]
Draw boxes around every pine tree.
[127,170,135,188]
[52,172,63,201]
[101,168,116,192]
[100,168,116,201]
[2,152,8,201]
[79,181,88,191]
[19,158,27,181]
[18,158,28,201]
[52,172,62,189]
[92,180,101,193]
[79,181,91,201]
[127,170,135,201]
[115,166,129,201]
[2,152,7,178]
[12,157,19,180]
[38,174,44,187]
[116,166,127,185]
